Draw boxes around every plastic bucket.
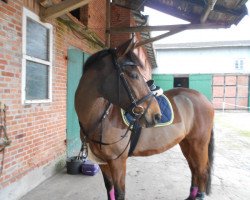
[66,156,83,175]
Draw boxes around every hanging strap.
[128,122,142,156]
[0,102,11,152]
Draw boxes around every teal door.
[189,74,212,101]
[66,48,89,157]
[152,74,174,91]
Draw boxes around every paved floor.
[20,112,250,200]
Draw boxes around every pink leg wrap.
[109,187,115,200]
[190,186,198,198]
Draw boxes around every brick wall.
[110,5,131,48]
[0,0,105,191]
[88,0,106,42]
[110,5,152,79]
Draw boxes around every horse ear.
[115,37,135,58]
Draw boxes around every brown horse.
[75,39,214,200]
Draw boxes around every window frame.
[22,8,53,104]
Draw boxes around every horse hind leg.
[180,129,214,200]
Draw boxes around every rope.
[0,102,11,152]
[213,101,250,111]
[0,102,11,175]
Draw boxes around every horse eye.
[130,72,139,79]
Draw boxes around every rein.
[78,48,155,159]
[79,103,139,159]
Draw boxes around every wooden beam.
[110,23,228,33]
[134,22,227,48]
[40,0,91,21]
[135,28,184,48]
[40,0,53,7]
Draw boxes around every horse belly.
[131,123,186,156]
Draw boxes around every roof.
[112,0,248,69]
[112,0,249,26]
[39,0,249,70]
[154,40,250,49]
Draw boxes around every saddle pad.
[121,94,174,127]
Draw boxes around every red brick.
[225,86,236,97]
[0,59,7,65]
[237,98,248,110]
[225,76,236,85]
[238,76,248,85]
[213,86,224,97]
[2,71,15,77]
[213,76,224,85]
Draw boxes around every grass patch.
[215,114,250,138]
[239,130,250,137]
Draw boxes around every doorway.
[174,76,189,88]
[66,48,89,157]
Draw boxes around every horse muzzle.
[145,112,162,128]
[129,100,162,127]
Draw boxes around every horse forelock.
[123,51,144,69]
[83,49,143,74]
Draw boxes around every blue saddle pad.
[121,94,174,127]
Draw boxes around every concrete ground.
[20,112,250,200]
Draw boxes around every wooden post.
[105,0,111,48]
[200,0,217,23]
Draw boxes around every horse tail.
[206,127,214,195]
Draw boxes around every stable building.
[153,41,250,111]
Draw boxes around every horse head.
[82,39,161,127]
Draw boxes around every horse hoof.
[195,197,205,200]
[185,197,195,200]
[196,192,205,200]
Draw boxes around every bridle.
[109,49,154,118]
[78,48,156,159]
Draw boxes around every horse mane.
[83,49,143,74]
[83,49,110,73]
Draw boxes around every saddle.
[121,80,174,156]
[121,94,174,127]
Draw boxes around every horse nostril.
[154,113,161,123]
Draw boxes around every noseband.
[109,49,154,117]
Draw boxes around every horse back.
[165,87,214,138]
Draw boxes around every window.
[22,8,53,104]
[235,58,244,70]
[70,6,89,26]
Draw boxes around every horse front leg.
[100,164,115,200]
[107,158,127,200]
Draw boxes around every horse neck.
[75,74,111,128]
[75,70,126,133]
